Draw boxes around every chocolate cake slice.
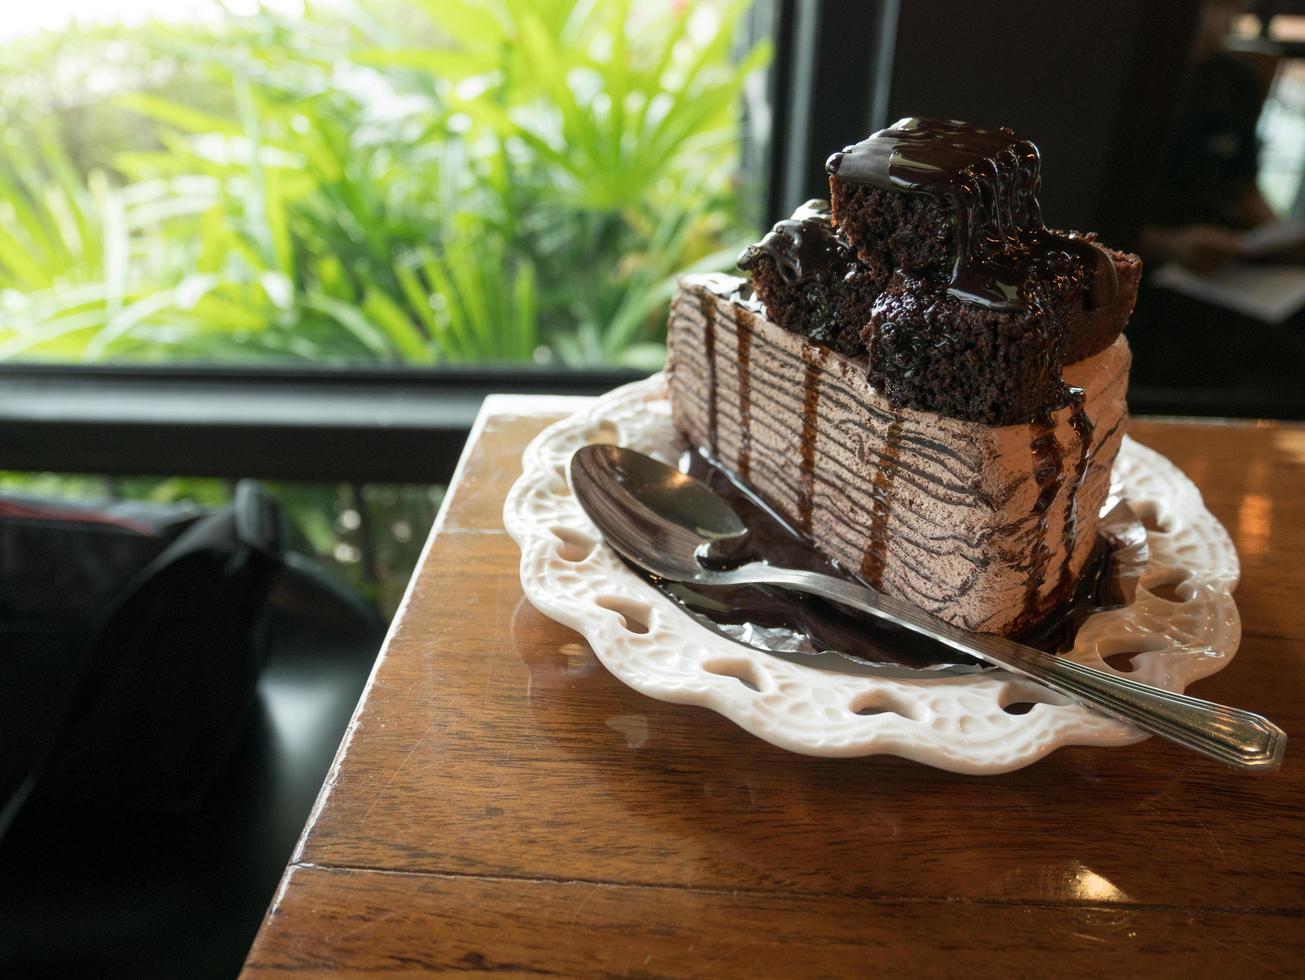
[665,117,1141,636]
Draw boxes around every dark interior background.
[884,2,1197,249]
[774,0,1198,244]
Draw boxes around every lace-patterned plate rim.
[503,374,1241,774]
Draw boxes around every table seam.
[1238,627,1304,642]
[286,860,1305,918]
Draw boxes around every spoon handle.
[747,566,1285,771]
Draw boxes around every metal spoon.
[569,443,1286,771]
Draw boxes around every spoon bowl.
[569,443,744,583]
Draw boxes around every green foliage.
[0,0,767,367]
[0,18,234,180]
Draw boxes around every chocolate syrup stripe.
[860,419,903,589]
[734,305,753,481]
[1021,417,1064,617]
[1085,414,1127,467]
[798,348,824,534]
[1055,405,1097,600]
[997,401,1107,629]
[697,292,718,454]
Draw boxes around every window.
[0,0,772,370]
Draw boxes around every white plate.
[504,374,1241,774]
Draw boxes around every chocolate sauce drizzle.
[826,118,1118,313]
[1022,412,1064,621]
[698,292,718,454]
[735,305,753,481]
[737,199,854,283]
[860,419,903,590]
[1017,389,1098,625]
[1056,392,1096,599]
[797,346,823,534]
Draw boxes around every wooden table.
[244,399,1305,978]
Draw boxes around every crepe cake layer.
[666,273,1130,636]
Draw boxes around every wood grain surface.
[243,403,1305,978]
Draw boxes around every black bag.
[0,481,283,835]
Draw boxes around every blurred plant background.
[0,0,769,369]
[0,0,768,611]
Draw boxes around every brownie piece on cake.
[737,200,884,356]
[825,119,1068,290]
[827,118,1139,366]
[860,253,1141,425]
[864,271,1072,425]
